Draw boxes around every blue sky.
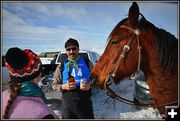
[2,1,178,55]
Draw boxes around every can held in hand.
[80,78,86,89]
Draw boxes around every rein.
[104,72,152,107]
[103,24,178,108]
[104,79,177,107]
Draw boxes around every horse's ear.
[128,2,139,27]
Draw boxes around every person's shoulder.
[8,96,46,113]
[31,98,56,118]
[2,89,9,94]
[2,90,10,100]
[2,90,10,96]
[26,97,56,118]
[21,97,48,109]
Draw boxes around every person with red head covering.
[2,47,56,119]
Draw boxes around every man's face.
[65,45,79,60]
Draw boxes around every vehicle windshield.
[57,53,89,63]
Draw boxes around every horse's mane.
[155,28,178,72]
[139,16,178,72]
[108,15,178,72]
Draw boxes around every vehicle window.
[56,53,89,63]
[91,52,98,63]
[57,53,68,63]
[92,52,100,63]
[78,53,89,61]
[95,53,100,60]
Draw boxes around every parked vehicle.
[40,57,57,76]
[133,71,153,105]
[56,50,100,66]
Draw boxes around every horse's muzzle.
[90,73,96,85]
[90,73,101,87]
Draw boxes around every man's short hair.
[65,38,79,48]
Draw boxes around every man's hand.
[80,82,90,91]
[61,82,77,90]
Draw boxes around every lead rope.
[103,96,116,109]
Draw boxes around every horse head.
[91,2,145,86]
[91,2,178,114]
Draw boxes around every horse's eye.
[111,39,120,45]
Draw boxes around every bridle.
[103,24,178,107]
[104,24,142,91]
[111,25,142,78]
[103,24,148,106]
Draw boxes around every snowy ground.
[2,69,162,119]
[46,78,162,119]
[91,79,162,119]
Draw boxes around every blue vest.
[62,57,90,87]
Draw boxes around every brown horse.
[91,2,178,115]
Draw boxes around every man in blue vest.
[52,38,94,119]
